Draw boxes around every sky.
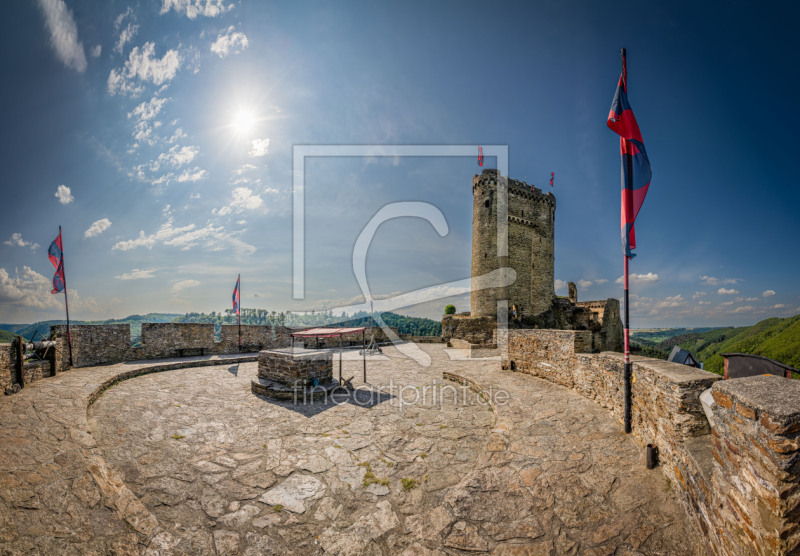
[1,0,799,328]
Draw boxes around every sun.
[232,109,256,136]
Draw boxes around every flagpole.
[60,226,73,367]
[238,274,242,350]
[621,48,633,434]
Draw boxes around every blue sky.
[1,0,798,328]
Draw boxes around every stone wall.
[710,376,800,554]
[51,324,293,367]
[219,325,291,352]
[258,349,333,388]
[441,315,497,345]
[504,329,800,555]
[0,344,13,393]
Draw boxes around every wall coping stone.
[599,350,720,385]
[712,374,800,426]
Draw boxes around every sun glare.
[232,109,256,135]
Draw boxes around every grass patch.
[273,504,283,512]
[401,478,418,491]
[171,434,185,440]
[419,453,427,459]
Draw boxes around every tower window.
[484,199,491,208]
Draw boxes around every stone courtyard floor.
[0,344,698,555]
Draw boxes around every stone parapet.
[51,323,293,367]
[442,315,496,345]
[710,376,800,554]
[501,329,800,555]
[0,344,13,392]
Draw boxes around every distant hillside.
[0,313,181,343]
[174,309,442,337]
[675,315,800,376]
[629,328,722,362]
[630,327,721,346]
[0,329,16,343]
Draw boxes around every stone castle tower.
[443,168,623,353]
[471,168,556,319]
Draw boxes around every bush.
[444,305,456,315]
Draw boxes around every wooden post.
[362,329,366,382]
[338,335,343,383]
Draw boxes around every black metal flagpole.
[60,226,73,366]
[621,48,633,434]
[238,274,242,350]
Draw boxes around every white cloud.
[717,288,738,295]
[699,275,740,286]
[112,216,255,256]
[171,279,200,293]
[168,127,187,143]
[216,187,264,216]
[161,0,232,19]
[233,163,256,175]
[90,44,102,58]
[692,291,706,300]
[36,0,87,72]
[772,304,786,309]
[108,42,181,96]
[159,144,198,167]
[115,22,139,54]
[577,279,593,289]
[4,233,40,251]
[652,294,685,310]
[249,138,270,157]
[762,289,776,297]
[615,272,659,285]
[594,279,608,284]
[84,218,112,238]
[730,305,755,314]
[210,26,249,57]
[115,269,157,280]
[176,168,207,182]
[55,184,74,204]
[128,96,169,121]
[0,266,61,310]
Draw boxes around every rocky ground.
[0,344,698,554]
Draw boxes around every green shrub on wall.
[444,305,456,315]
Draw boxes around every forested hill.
[673,314,800,375]
[173,309,442,337]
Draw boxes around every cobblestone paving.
[0,344,698,554]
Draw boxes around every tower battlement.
[472,169,556,208]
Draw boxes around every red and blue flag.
[478,146,483,167]
[607,50,651,258]
[549,172,554,187]
[232,276,240,315]
[48,230,65,294]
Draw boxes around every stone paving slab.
[0,345,699,554]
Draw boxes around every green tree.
[444,305,456,315]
